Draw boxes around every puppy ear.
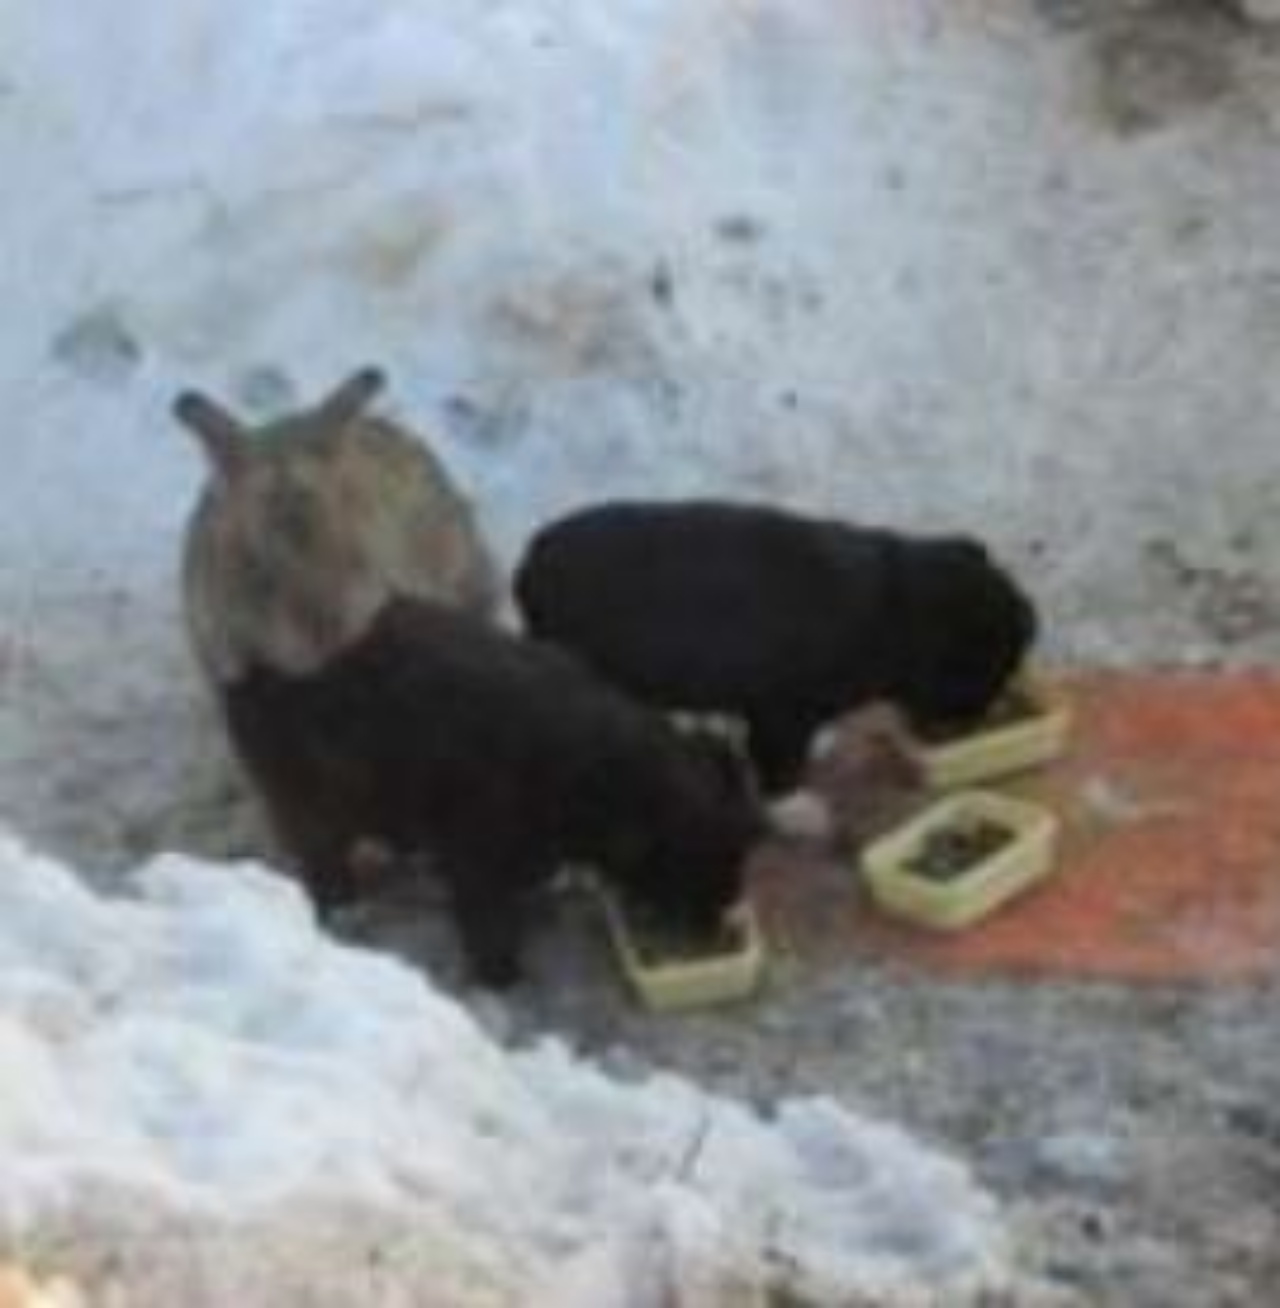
[316,366,387,427]
[685,727,764,817]
[698,733,748,792]
[173,391,248,480]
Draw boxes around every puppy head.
[896,536,1038,730]
[177,369,393,680]
[614,728,764,934]
[178,367,496,681]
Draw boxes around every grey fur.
[175,369,498,683]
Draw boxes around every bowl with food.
[914,673,1070,790]
[598,891,766,1012]
[861,789,1059,930]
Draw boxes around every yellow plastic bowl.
[862,789,1060,931]
[916,674,1071,790]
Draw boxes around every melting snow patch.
[0,828,1025,1305]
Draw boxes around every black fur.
[515,500,1038,795]
[221,597,763,987]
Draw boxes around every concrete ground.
[347,671,1280,1306]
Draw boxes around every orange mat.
[759,673,1280,983]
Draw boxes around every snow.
[0,828,1027,1305]
[0,1266,82,1308]
[8,0,1280,663]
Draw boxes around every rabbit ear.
[172,392,248,479]
[316,366,386,426]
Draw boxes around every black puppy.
[222,596,762,987]
[515,500,1037,796]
